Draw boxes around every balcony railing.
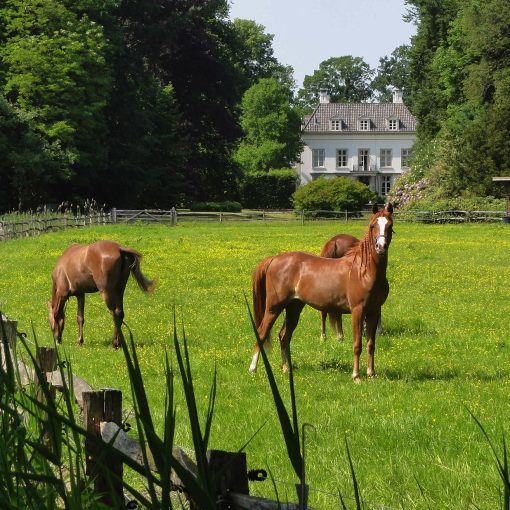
[353,164,377,172]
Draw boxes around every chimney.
[319,89,330,104]
[392,90,403,103]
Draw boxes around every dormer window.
[359,119,370,131]
[388,118,399,131]
[330,119,342,131]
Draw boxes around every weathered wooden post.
[205,450,249,510]
[492,177,510,223]
[83,388,124,506]
[35,347,58,452]
[170,207,177,226]
[111,208,117,224]
[0,313,17,349]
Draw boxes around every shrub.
[292,177,377,212]
[241,169,298,209]
[189,201,242,212]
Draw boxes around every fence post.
[35,347,58,452]
[111,208,117,224]
[83,389,124,506]
[0,313,17,350]
[206,450,249,510]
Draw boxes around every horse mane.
[345,212,381,276]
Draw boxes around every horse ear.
[386,203,394,214]
[372,203,379,214]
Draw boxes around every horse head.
[370,203,394,256]
[48,300,65,343]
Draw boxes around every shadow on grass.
[381,318,437,338]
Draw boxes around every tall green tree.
[0,95,65,210]
[234,78,302,173]
[372,45,411,102]
[296,56,374,114]
[230,18,294,91]
[0,0,112,202]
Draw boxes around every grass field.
[0,220,509,509]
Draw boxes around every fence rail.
[0,212,112,240]
[0,208,506,242]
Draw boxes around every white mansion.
[297,90,417,197]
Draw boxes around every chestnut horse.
[249,203,393,382]
[48,240,154,348]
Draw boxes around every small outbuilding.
[492,177,510,223]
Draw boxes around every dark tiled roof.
[303,102,417,132]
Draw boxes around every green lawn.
[1,220,509,509]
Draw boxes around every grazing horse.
[249,203,394,382]
[48,240,154,348]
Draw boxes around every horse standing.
[249,204,394,382]
[48,240,154,348]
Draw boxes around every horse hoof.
[337,336,344,343]
[352,375,361,384]
[248,366,257,374]
[282,364,290,374]
[367,372,376,379]
[320,334,326,341]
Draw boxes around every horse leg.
[279,301,305,373]
[320,311,327,341]
[365,310,381,378]
[376,315,384,335]
[76,294,85,345]
[249,309,281,373]
[103,292,124,349]
[335,313,344,342]
[351,306,364,383]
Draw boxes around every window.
[336,149,348,168]
[359,119,370,131]
[381,175,392,196]
[358,149,369,171]
[388,119,399,131]
[331,119,342,131]
[401,148,411,168]
[312,148,325,168]
[380,149,392,168]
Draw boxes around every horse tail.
[120,247,155,293]
[252,257,272,329]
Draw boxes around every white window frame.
[312,148,325,168]
[380,149,392,168]
[330,119,342,131]
[381,175,392,196]
[388,119,399,131]
[401,148,411,168]
[359,119,370,131]
[336,149,348,168]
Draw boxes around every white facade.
[298,93,417,197]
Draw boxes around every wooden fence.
[1,208,506,243]
[0,212,113,240]
[0,315,315,510]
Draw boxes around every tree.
[0,95,65,211]
[0,0,112,202]
[372,45,411,102]
[296,56,374,113]
[230,18,294,91]
[234,78,302,173]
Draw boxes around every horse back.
[267,251,352,311]
[320,234,359,258]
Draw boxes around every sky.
[228,0,417,88]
